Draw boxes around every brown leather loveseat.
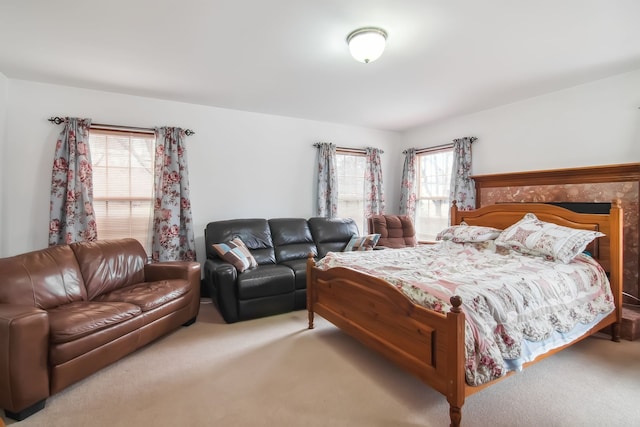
[0,238,201,421]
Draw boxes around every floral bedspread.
[315,241,614,386]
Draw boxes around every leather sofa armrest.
[0,304,50,414]
[144,261,202,321]
[203,258,239,323]
[144,261,201,287]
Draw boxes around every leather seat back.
[269,218,317,262]
[0,245,87,309]
[71,238,147,300]
[308,217,359,258]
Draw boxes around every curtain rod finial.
[48,116,65,125]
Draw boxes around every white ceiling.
[1,1,640,132]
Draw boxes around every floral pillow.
[344,234,381,251]
[436,222,502,243]
[494,213,605,263]
[212,237,258,272]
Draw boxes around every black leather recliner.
[204,217,358,323]
[269,218,317,310]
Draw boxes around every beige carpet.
[3,301,640,427]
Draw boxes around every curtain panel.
[449,137,477,210]
[48,117,98,246]
[151,127,197,262]
[364,147,385,217]
[316,142,337,218]
[399,148,417,220]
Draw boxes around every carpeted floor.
[3,300,640,427]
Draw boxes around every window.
[336,150,366,233]
[415,148,453,241]
[89,129,155,253]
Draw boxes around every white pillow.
[436,222,502,243]
[494,213,604,263]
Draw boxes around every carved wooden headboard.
[452,200,620,274]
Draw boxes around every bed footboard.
[306,255,467,426]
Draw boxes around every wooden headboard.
[450,200,623,277]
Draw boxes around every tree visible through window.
[89,129,155,253]
[336,151,366,233]
[415,148,453,241]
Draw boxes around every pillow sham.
[436,222,502,243]
[212,237,258,272]
[494,213,605,263]
[344,234,381,251]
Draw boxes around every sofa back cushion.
[0,245,87,309]
[205,219,276,265]
[70,238,147,300]
[308,217,359,258]
[269,218,317,262]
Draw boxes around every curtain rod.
[403,137,477,154]
[48,117,195,136]
[312,142,384,154]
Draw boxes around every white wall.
[2,79,402,260]
[0,72,7,254]
[403,69,640,175]
[7,69,637,260]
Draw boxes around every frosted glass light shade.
[346,27,387,63]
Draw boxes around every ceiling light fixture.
[346,27,387,64]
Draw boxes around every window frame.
[89,127,156,253]
[335,148,367,233]
[414,145,454,242]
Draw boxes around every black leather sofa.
[204,217,358,323]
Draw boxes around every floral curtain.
[151,127,196,262]
[48,117,97,246]
[449,137,477,211]
[399,148,417,219]
[364,147,385,218]
[316,142,337,217]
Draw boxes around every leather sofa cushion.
[71,239,147,300]
[269,218,317,262]
[280,259,308,290]
[48,309,145,366]
[93,279,192,312]
[0,245,86,309]
[47,301,142,344]
[236,265,295,299]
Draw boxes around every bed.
[305,201,623,427]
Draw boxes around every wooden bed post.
[450,200,458,224]
[447,295,465,427]
[609,199,623,342]
[306,253,315,329]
